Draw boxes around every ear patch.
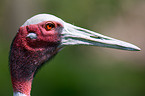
[27,33,37,39]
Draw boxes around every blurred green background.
[0,0,145,96]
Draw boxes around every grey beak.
[61,22,141,51]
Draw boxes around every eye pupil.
[46,22,55,30]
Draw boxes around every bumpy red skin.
[9,21,63,96]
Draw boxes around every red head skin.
[9,21,63,96]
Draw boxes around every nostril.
[90,35,110,40]
[27,33,37,39]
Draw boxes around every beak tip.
[134,47,141,51]
[129,45,141,51]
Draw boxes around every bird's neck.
[10,31,60,96]
[10,45,36,96]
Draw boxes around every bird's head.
[10,14,140,96]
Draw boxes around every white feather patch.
[13,92,27,96]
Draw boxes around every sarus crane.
[9,14,140,96]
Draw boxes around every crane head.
[22,14,140,51]
[10,14,140,96]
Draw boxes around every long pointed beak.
[60,22,140,51]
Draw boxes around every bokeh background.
[0,0,145,96]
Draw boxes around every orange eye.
[45,22,55,30]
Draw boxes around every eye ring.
[45,22,55,31]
